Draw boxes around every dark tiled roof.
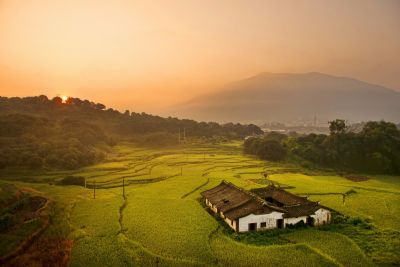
[251,185,312,206]
[202,182,327,220]
[201,181,284,220]
[283,203,321,218]
[201,181,252,213]
[224,199,282,220]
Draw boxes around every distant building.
[244,134,263,140]
[201,181,331,232]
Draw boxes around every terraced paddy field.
[0,142,399,266]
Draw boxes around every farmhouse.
[201,181,331,232]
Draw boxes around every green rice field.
[1,142,399,266]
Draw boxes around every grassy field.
[0,142,399,266]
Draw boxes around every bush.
[349,217,363,226]
[348,217,373,229]
[60,176,86,186]
[286,220,307,229]
[332,215,348,224]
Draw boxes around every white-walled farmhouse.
[201,181,332,232]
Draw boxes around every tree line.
[0,96,262,138]
[244,119,400,175]
[0,95,262,170]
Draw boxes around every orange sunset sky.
[0,0,399,114]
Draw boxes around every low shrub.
[286,220,307,229]
[332,214,349,224]
[60,175,86,186]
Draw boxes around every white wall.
[224,217,236,231]
[206,197,332,232]
[206,198,237,231]
[238,212,284,232]
[205,198,218,213]
[311,208,331,226]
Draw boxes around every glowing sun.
[61,95,68,103]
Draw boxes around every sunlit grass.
[1,142,399,265]
[282,230,374,266]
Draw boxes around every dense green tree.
[244,133,287,162]
[244,120,400,174]
[256,139,286,161]
[0,114,113,170]
[329,119,346,135]
[94,103,106,110]
[52,96,62,105]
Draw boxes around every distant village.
[260,121,329,135]
[202,181,332,232]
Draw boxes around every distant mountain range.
[169,72,400,124]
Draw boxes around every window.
[260,222,266,228]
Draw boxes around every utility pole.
[178,128,181,144]
[84,177,87,189]
[93,180,96,199]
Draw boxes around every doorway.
[248,223,257,231]
[307,217,315,226]
[276,219,284,229]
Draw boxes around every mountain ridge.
[170,72,400,124]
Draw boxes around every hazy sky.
[0,0,399,113]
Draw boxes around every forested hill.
[0,114,114,170]
[0,95,262,138]
[0,95,262,170]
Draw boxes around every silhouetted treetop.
[0,95,262,138]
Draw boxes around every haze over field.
[1,0,399,115]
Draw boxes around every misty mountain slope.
[171,72,400,123]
